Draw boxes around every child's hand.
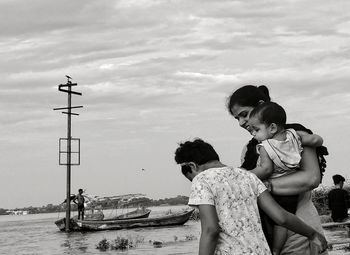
[309,231,328,253]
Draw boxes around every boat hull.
[55,209,194,232]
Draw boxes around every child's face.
[248,116,272,142]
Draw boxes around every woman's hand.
[309,231,328,254]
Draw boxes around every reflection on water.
[0,205,200,255]
[60,232,90,254]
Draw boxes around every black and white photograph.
[0,0,350,254]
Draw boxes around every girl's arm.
[250,146,274,180]
[270,147,321,195]
[258,190,328,252]
[197,205,220,255]
[297,130,323,147]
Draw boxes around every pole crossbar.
[59,83,78,87]
[62,112,80,116]
[53,106,83,111]
[59,83,82,95]
[58,89,82,96]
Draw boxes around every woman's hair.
[250,102,286,127]
[174,138,219,165]
[227,85,271,170]
[227,85,271,115]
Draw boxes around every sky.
[1,0,350,209]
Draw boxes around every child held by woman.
[247,102,323,254]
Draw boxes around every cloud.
[1,0,350,207]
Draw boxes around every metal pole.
[54,77,82,232]
[65,84,72,232]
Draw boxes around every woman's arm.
[198,205,220,255]
[270,147,321,195]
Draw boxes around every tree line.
[0,195,189,215]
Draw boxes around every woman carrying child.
[227,85,328,255]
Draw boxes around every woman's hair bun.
[258,85,270,102]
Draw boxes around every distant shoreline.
[0,195,189,215]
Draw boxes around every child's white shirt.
[257,128,303,179]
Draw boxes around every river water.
[1,205,349,255]
[0,205,200,255]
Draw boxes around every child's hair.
[174,138,219,165]
[332,174,345,185]
[249,102,286,127]
[78,188,83,192]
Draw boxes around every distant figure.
[73,189,85,220]
[328,174,349,222]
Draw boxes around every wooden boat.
[55,208,151,231]
[56,208,194,231]
[109,208,151,220]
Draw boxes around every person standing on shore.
[328,174,349,222]
[73,189,85,220]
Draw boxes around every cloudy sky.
[1,0,350,209]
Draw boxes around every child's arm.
[251,146,274,180]
[197,205,220,255]
[257,190,328,253]
[296,130,323,147]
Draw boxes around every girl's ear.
[186,162,198,173]
[269,123,278,134]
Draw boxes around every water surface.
[0,205,200,255]
[1,205,349,254]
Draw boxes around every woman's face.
[230,104,255,132]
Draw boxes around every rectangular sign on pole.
[59,138,80,165]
